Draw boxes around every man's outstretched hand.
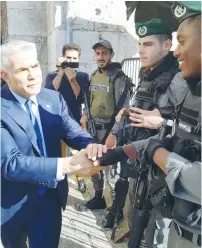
[62,149,104,176]
[86,143,108,162]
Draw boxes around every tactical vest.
[90,70,115,118]
[122,69,176,188]
[171,88,201,234]
[127,70,176,143]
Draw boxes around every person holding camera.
[45,43,89,193]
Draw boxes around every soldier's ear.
[111,51,115,59]
[164,39,172,52]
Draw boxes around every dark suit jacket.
[1,86,94,226]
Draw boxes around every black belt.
[174,222,201,246]
[95,123,109,130]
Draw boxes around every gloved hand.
[96,146,127,166]
[145,137,172,164]
[95,144,137,166]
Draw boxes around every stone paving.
[59,176,129,248]
[0,175,169,248]
[0,176,129,248]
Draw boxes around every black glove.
[98,146,127,166]
[145,137,172,164]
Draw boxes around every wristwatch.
[111,130,118,136]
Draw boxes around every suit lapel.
[2,87,41,155]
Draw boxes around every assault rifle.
[98,120,173,247]
[104,117,139,242]
[83,92,97,142]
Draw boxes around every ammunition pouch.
[150,184,174,219]
[173,137,201,162]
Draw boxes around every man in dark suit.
[0,40,101,248]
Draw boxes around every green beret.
[135,18,173,38]
[171,1,201,24]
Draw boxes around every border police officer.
[145,2,201,248]
[102,18,188,248]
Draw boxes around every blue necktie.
[25,99,47,196]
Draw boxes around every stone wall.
[1,1,9,43]
[3,1,139,79]
[68,0,138,74]
[6,1,48,82]
[46,1,67,72]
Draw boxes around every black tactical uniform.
[145,2,201,248]
[103,18,188,248]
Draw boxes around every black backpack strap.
[100,71,130,144]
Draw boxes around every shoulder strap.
[152,68,179,108]
[90,69,99,81]
[155,66,180,93]
[110,69,125,84]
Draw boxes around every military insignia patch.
[138,26,147,36]
[98,104,105,112]
[174,5,187,18]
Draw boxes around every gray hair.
[0,40,36,72]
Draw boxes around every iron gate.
[121,57,141,87]
[121,57,141,104]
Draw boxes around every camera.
[57,61,79,69]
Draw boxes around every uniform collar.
[186,77,201,96]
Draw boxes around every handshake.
[63,135,172,177]
[62,144,108,177]
[62,143,138,177]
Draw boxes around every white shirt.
[10,90,64,181]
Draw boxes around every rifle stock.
[83,92,97,141]
[128,122,173,248]
[86,118,97,141]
